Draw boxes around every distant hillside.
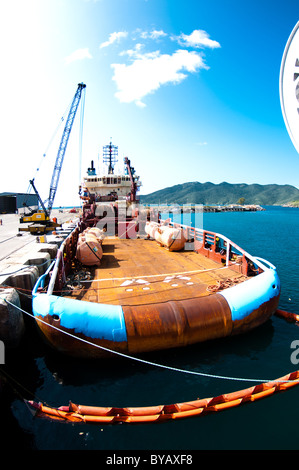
[140,182,299,206]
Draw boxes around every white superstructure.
[80,142,142,202]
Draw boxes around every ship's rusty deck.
[66,236,246,306]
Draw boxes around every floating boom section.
[47,82,86,213]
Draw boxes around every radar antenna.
[103,140,118,174]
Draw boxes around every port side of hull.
[32,294,128,358]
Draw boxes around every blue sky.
[1,0,299,207]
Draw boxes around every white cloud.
[111,49,207,107]
[176,30,221,49]
[65,48,92,64]
[140,29,167,40]
[150,30,167,40]
[120,43,144,58]
[100,31,128,49]
[106,28,220,107]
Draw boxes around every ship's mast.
[103,140,118,174]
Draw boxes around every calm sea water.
[2,206,299,451]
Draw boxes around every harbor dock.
[157,204,265,213]
[0,210,78,348]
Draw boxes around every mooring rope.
[0,296,295,385]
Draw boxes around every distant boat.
[32,142,280,358]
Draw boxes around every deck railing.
[167,221,274,275]
[33,225,80,296]
[33,219,276,297]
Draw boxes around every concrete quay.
[157,204,265,213]
[0,210,78,348]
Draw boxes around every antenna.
[103,140,118,174]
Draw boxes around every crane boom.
[47,82,86,213]
[19,82,86,234]
[29,178,49,217]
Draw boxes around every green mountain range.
[140,182,299,206]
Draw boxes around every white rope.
[1,296,292,385]
[80,262,241,284]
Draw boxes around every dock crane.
[20,83,86,234]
